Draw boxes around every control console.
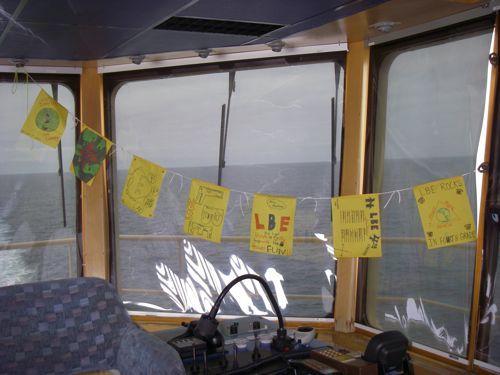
[153,318,377,375]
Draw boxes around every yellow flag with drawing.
[250,194,296,256]
[413,176,476,249]
[184,179,230,243]
[331,194,382,258]
[70,125,113,186]
[20,89,68,148]
[121,155,166,218]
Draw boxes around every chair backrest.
[0,277,133,374]
[363,330,411,374]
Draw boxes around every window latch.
[478,162,489,173]
[489,52,498,66]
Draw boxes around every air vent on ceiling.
[154,16,283,37]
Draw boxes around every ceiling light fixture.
[11,58,28,68]
[370,21,399,33]
[195,48,212,58]
[129,55,145,65]
[267,40,285,53]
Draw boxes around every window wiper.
[51,83,67,227]
[332,63,342,198]
[218,71,236,186]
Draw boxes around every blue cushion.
[0,277,185,375]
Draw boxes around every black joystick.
[272,327,295,352]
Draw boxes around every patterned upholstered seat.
[0,277,185,375]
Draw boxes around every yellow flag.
[413,176,476,249]
[121,156,166,218]
[20,89,68,148]
[70,125,112,186]
[250,194,296,256]
[331,194,382,258]
[184,179,230,243]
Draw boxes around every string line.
[15,69,481,202]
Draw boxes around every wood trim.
[132,315,483,375]
[130,314,336,328]
[80,61,110,279]
[334,40,370,333]
[474,364,500,375]
[131,315,336,332]
[467,14,499,367]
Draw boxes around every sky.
[114,62,340,170]
[376,31,491,161]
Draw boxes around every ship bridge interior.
[1,1,500,375]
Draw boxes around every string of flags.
[21,89,68,149]
[71,125,113,185]
[19,86,479,258]
[122,155,167,218]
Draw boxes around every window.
[0,77,79,286]
[365,25,493,356]
[109,56,344,318]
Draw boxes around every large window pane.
[222,64,340,317]
[366,29,492,356]
[0,81,77,286]
[113,60,343,318]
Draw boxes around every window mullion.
[472,13,500,369]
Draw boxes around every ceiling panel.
[14,0,197,28]
[108,29,254,58]
[178,0,345,25]
[0,20,6,35]
[0,0,389,61]
[248,0,387,44]
[0,23,148,60]
[0,0,20,15]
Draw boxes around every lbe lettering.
[255,214,290,232]
[418,186,437,195]
[418,180,462,196]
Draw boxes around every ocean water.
[0,173,77,285]
[0,158,486,354]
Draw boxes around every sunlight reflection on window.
[385,298,466,355]
[155,239,335,316]
[156,239,285,315]
[315,232,336,259]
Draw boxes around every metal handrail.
[0,237,76,251]
[120,287,324,301]
[119,234,328,242]
[0,234,473,248]
[119,234,475,246]
[119,233,429,244]
[0,235,478,313]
